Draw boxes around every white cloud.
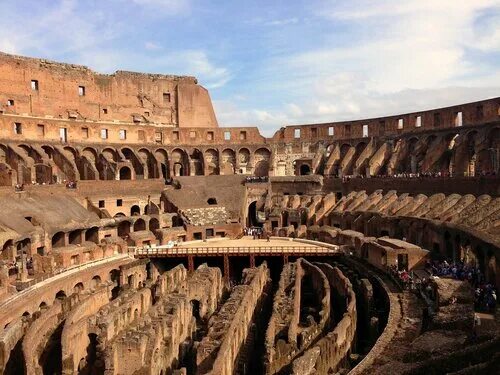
[265,18,299,26]
[145,41,162,50]
[154,50,232,89]
[131,0,190,14]
[215,0,500,133]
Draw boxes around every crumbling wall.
[292,264,357,374]
[104,264,223,374]
[61,286,111,374]
[198,263,271,375]
[265,258,331,375]
[265,262,297,374]
[22,301,63,375]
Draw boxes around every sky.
[1,0,499,136]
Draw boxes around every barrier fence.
[134,245,340,257]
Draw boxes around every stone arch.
[404,137,420,173]
[98,148,118,180]
[134,218,146,232]
[55,290,66,300]
[52,232,66,248]
[122,147,144,179]
[80,147,98,180]
[190,149,204,176]
[145,202,160,215]
[149,218,160,232]
[118,221,131,238]
[204,148,219,175]
[119,166,132,180]
[238,148,250,172]
[154,148,169,179]
[73,282,84,293]
[138,148,159,179]
[90,275,101,289]
[221,148,236,175]
[476,127,500,174]
[454,130,478,176]
[171,148,189,177]
[254,148,271,177]
[34,164,52,184]
[0,145,14,185]
[85,227,99,244]
[69,229,83,245]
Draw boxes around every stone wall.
[104,264,223,374]
[292,263,356,374]
[197,263,271,375]
[61,286,111,373]
[0,52,217,128]
[265,258,331,374]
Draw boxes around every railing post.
[188,255,194,272]
[223,254,230,282]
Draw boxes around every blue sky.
[1,0,499,135]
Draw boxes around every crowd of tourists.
[387,265,413,289]
[244,227,270,241]
[340,171,497,182]
[426,259,497,312]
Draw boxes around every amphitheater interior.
[0,52,498,375]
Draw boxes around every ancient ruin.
[0,52,498,374]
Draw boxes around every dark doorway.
[300,164,311,175]
[119,166,131,180]
[248,201,262,227]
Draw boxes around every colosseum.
[0,52,498,374]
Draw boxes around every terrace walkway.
[134,236,339,258]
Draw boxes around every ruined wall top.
[0,51,218,128]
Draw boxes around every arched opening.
[134,219,146,232]
[254,148,271,177]
[248,201,263,228]
[190,149,204,176]
[118,221,131,238]
[204,149,219,175]
[52,232,66,248]
[149,218,160,232]
[69,230,82,245]
[300,164,311,175]
[221,149,236,175]
[55,290,66,300]
[85,227,99,244]
[109,269,120,299]
[119,166,132,180]
[207,198,217,205]
[131,205,140,216]
[4,337,26,374]
[39,301,48,311]
[145,202,160,215]
[171,149,189,176]
[79,333,102,374]
[238,148,250,173]
[155,149,169,180]
[73,282,84,294]
[90,275,101,289]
